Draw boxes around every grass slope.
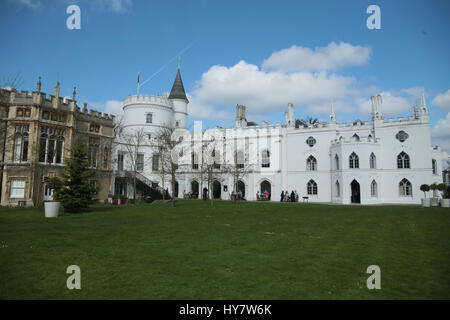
[0,201,449,299]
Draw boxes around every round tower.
[122,94,174,136]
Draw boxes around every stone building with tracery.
[0,78,115,206]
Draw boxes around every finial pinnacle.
[37,76,42,92]
[177,56,181,70]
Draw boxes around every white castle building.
[113,66,444,205]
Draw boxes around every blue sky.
[1,0,450,152]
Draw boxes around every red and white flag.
[137,72,140,84]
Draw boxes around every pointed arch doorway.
[237,180,245,198]
[213,180,221,199]
[350,179,360,203]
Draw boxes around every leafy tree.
[420,184,430,198]
[429,183,440,198]
[47,142,98,213]
[437,183,446,197]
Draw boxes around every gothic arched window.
[13,124,29,163]
[397,152,410,169]
[306,155,317,171]
[349,152,359,169]
[399,178,412,196]
[38,126,65,164]
[261,149,270,168]
[307,180,318,195]
[192,152,198,169]
[235,150,245,169]
[371,180,378,197]
[370,153,376,169]
[335,180,340,197]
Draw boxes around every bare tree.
[122,127,146,203]
[152,127,182,207]
[190,133,216,202]
[223,148,252,203]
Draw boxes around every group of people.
[231,190,245,201]
[256,190,271,201]
[183,190,199,199]
[281,190,299,202]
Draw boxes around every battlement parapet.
[379,115,424,126]
[75,108,116,122]
[2,86,115,123]
[123,94,174,108]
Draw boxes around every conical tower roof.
[168,69,189,102]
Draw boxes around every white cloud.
[431,112,450,154]
[262,42,371,72]
[187,94,232,121]
[431,112,450,139]
[10,0,41,9]
[356,90,419,116]
[93,0,132,13]
[432,89,450,109]
[189,60,356,119]
[90,100,123,117]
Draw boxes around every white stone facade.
[113,69,444,205]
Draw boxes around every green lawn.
[0,200,449,299]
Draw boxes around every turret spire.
[420,88,428,114]
[36,76,41,92]
[330,100,336,122]
[73,86,77,102]
[168,67,188,102]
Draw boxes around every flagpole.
[137,71,140,95]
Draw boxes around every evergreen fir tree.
[48,142,98,213]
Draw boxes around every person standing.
[280,190,284,202]
[290,190,295,202]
